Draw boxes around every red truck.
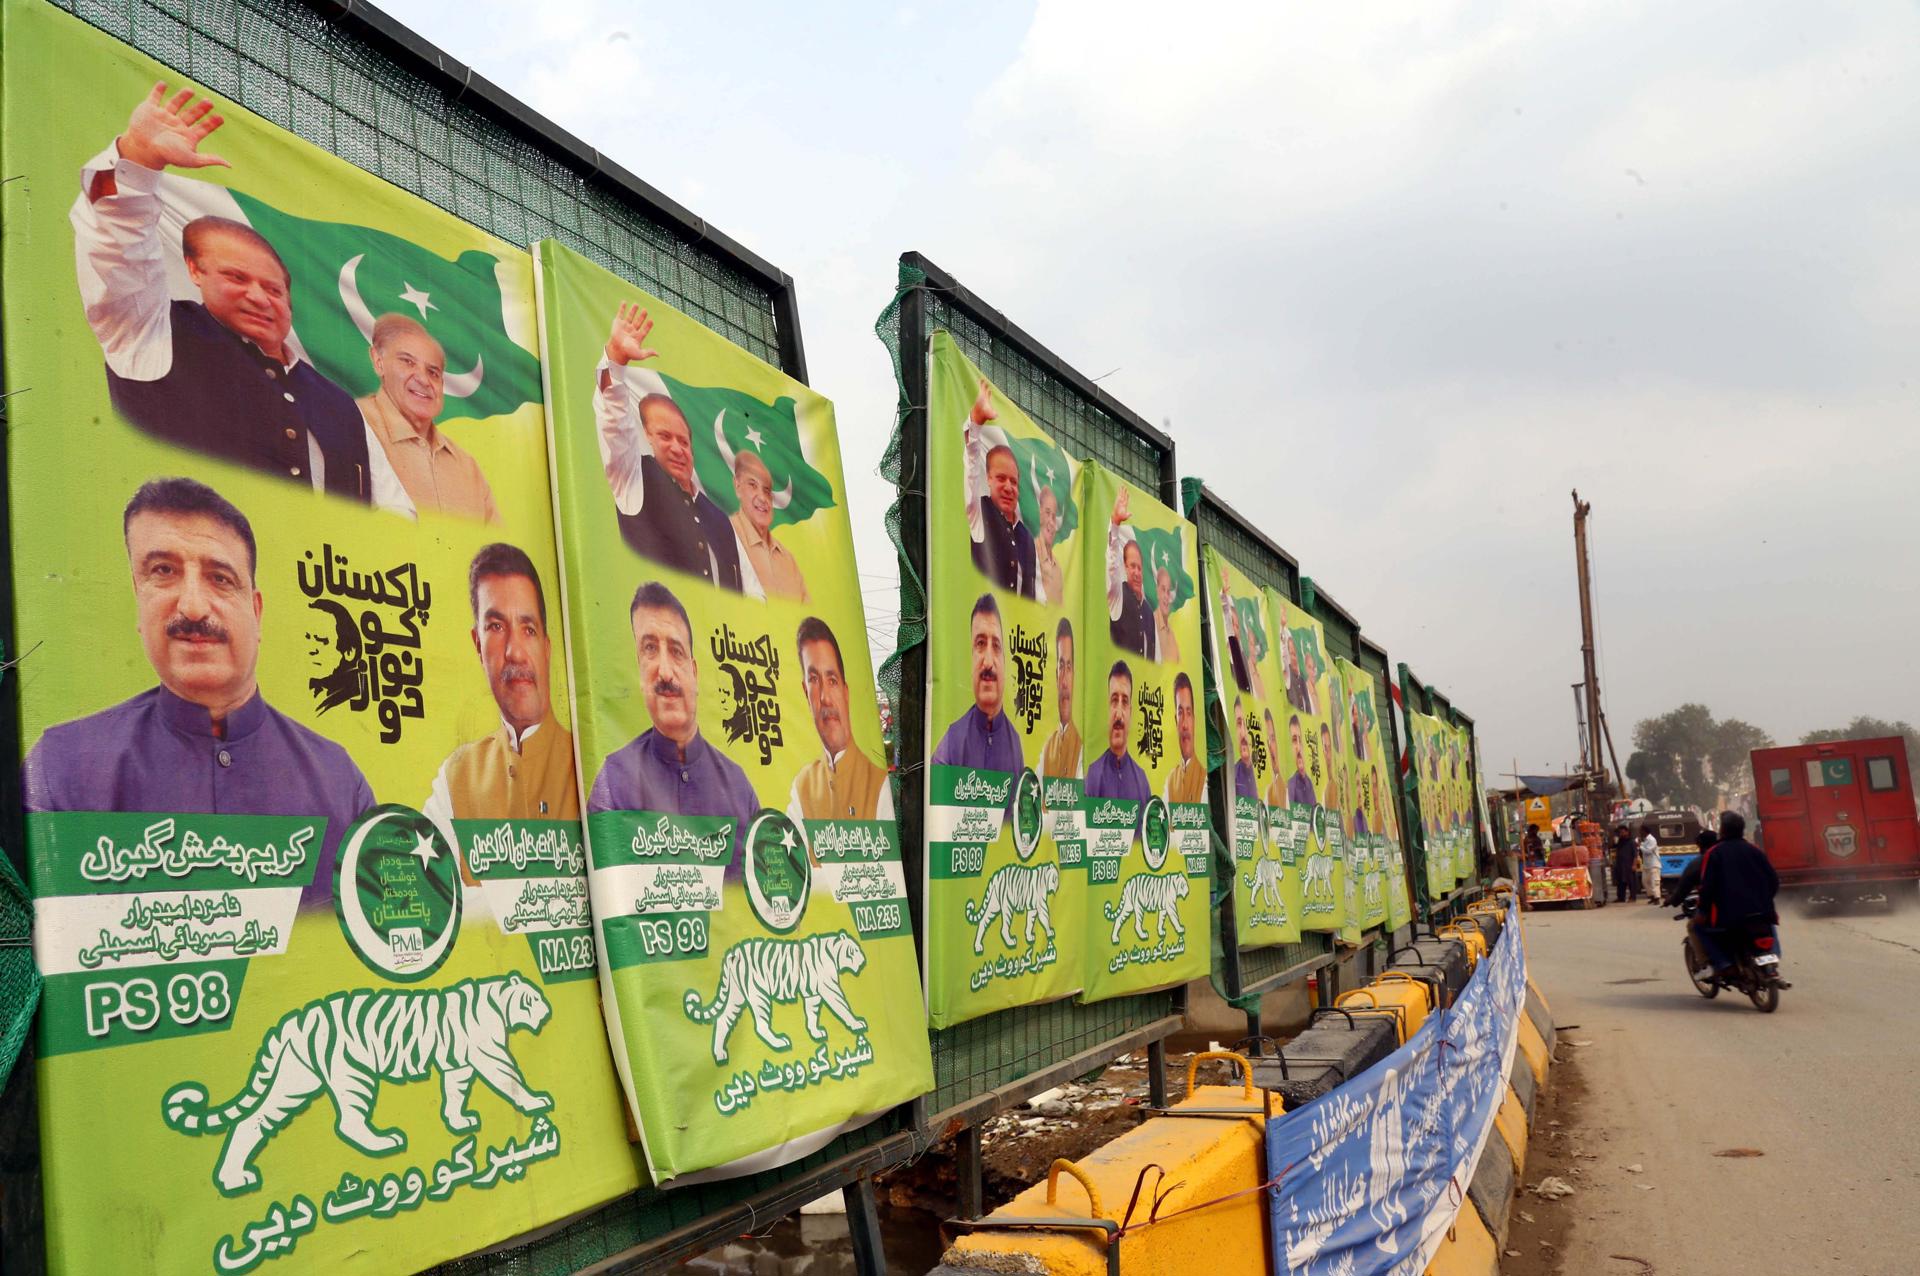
[1750,737,1920,904]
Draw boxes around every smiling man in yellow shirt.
[426,544,579,838]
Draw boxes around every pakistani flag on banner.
[1354,687,1377,734]
[1007,434,1077,546]
[229,191,543,422]
[661,373,836,526]
[1292,625,1326,683]
[1233,595,1268,660]
[1135,526,1194,614]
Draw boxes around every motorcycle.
[1676,891,1787,1013]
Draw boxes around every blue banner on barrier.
[1267,903,1526,1274]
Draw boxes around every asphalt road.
[1519,892,1920,1276]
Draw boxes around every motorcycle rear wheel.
[1749,976,1780,1014]
[1684,940,1718,999]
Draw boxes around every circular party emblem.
[334,804,461,982]
[744,809,812,933]
[1141,796,1171,871]
[1012,768,1044,862]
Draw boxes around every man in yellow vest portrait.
[425,543,581,843]
[786,616,893,823]
[1162,671,1206,804]
[1038,616,1081,783]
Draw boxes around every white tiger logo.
[1303,854,1335,901]
[163,973,552,1195]
[1242,855,1284,910]
[1104,871,1190,944]
[965,861,1060,954]
[683,930,868,1065]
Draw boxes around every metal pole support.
[843,1176,889,1276]
[956,1122,985,1222]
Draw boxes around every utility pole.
[1572,491,1608,820]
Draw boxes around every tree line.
[1623,705,1920,808]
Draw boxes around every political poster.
[1202,547,1300,948]
[1409,711,1453,900]
[1359,685,1412,933]
[1442,722,1470,886]
[533,241,930,1182]
[921,332,1085,1028]
[1077,464,1210,1002]
[1326,663,1365,945]
[1270,594,1344,934]
[1265,899,1525,1274]
[1,6,646,1271]
[1336,658,1389,933]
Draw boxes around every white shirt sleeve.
[786,779,806,829]
[876,780,895,822]
[361,418,416,518]
[1107,520,1131,622]
[70,141,175,382]
[595,357,660,517]
[735,528,767,601]
[962,416,987,544]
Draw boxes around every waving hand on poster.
[593,303,754,594]
[72,82,375,501]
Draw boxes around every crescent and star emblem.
[338,253,485,399]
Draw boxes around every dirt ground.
[1501,1044,1585,1276]
[877,1054,1170,1216]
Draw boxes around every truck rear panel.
[1751,738,1920,887]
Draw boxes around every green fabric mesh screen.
[874,262,1173,1119]
[0,641,38,1089]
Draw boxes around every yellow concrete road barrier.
[1437,923,1487,966]
[1425,1194,1501,1276]
[942,1053,1274,1276]
[1337,977,1431,1044]
[1516,1013,1550,1091]
[1495,1083,1528,1180]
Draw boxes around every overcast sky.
[388,0,1920,777]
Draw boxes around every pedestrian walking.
[1613,825,1640,902]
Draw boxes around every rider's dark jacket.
[1697,836,1779,926]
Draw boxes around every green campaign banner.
[1335,658,1389,933]
[534,242,930,1182]
[1410,711,1454,899]
[1202,548,1300,948]
[1270,594,1345,934]
[1351,678,1412,932]
[921,334,1085,1027]
[1,5,643,1271]
[1327,663,1365,945]
[1077,464,1210,1002]
[1443,721,1474,882]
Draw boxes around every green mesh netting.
[872,261,929,757]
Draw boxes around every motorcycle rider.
[1692,811,1783,985]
